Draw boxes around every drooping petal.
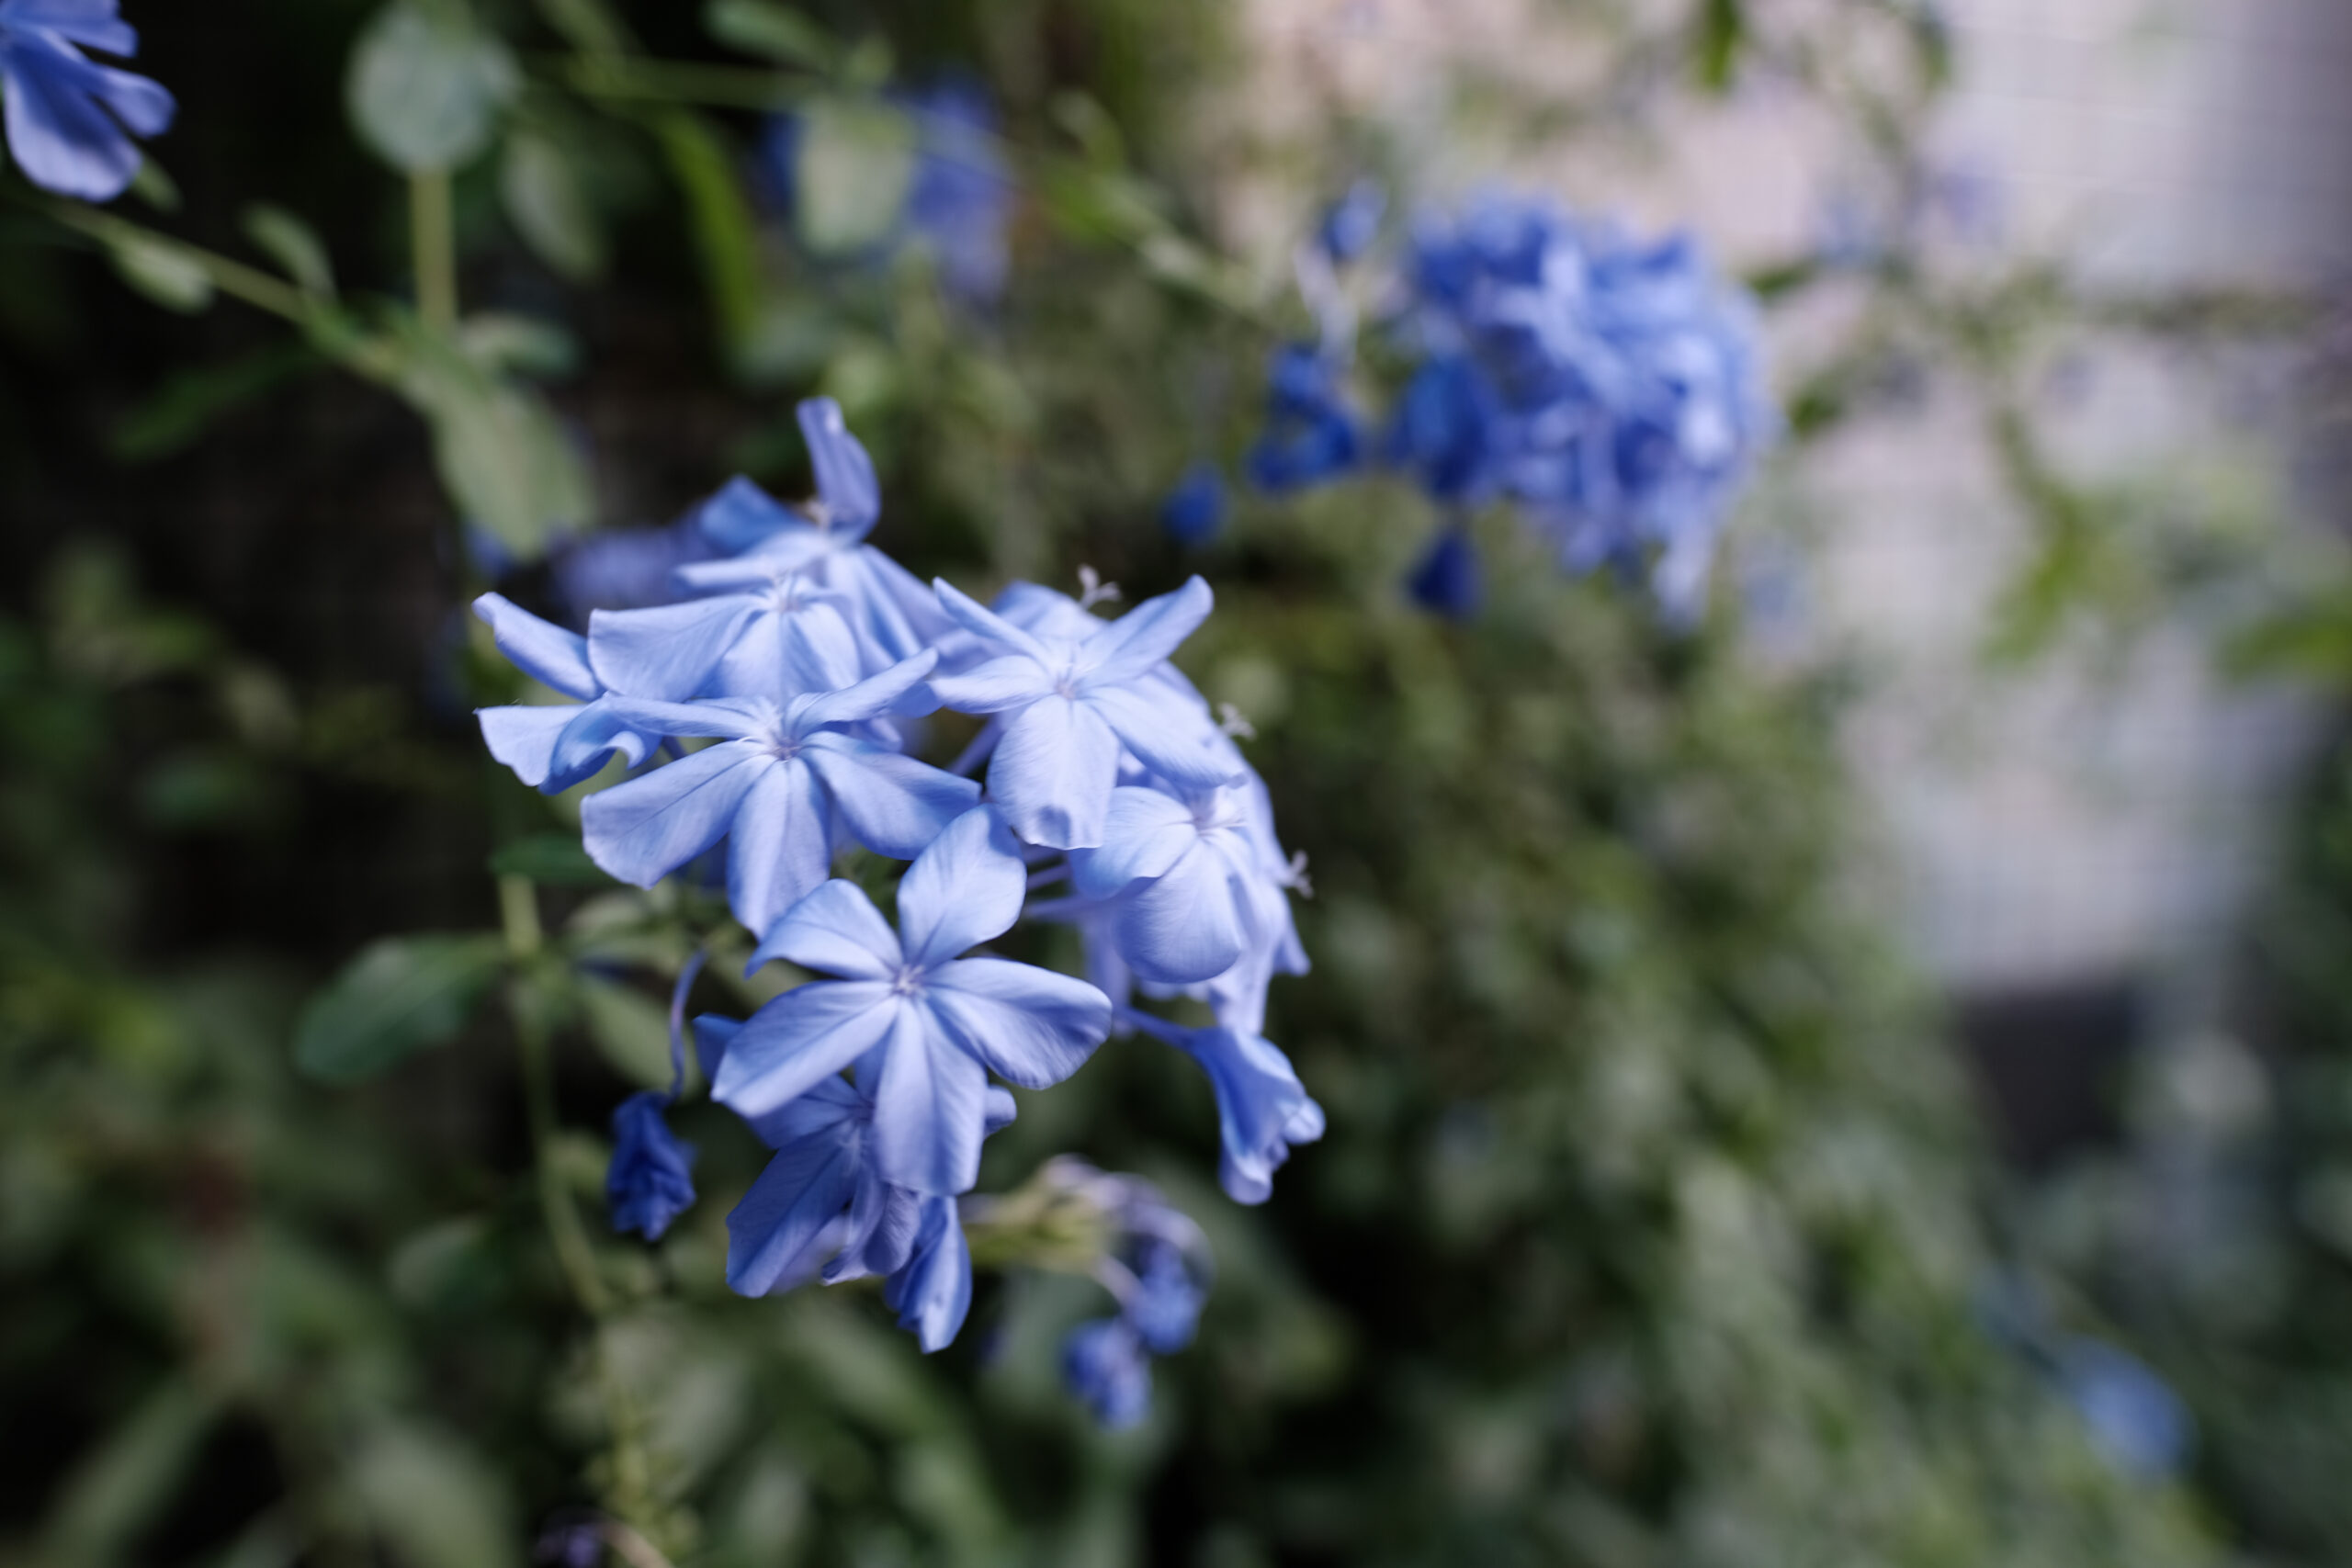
[894,805,1026,967]
[1126,1015,1322,1204]
[793,648,940,730]
[825,1169,922,1284]
[712,982,900,1119]
[869,1002,989,1195]
[607,1092,697,1241]
[747,879,903,981]
[539,698,669,792]
[1069,787,1201,898]
[803,734,980,860]
[1112,843,1254,985]
[586,597,762,700]
[928,654,1054,715]
[988,695,1121,851]
[477,704,581,790]
[1076,575,1213,687]
[884,1195,973,1352]
[932,577,1053,663]
[582,743,765,888]
[924,958,1110,1089]
[1084,684,1241,793]
[725,1123,861,1295]
[797,397,881,536]
[725,757,835,940]
[473,592,599,698]
[695,474,801,553]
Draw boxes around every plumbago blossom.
[474,398,1319,1376]
[1230,186,1774,623]
[0,0,176,200]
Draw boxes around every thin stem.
[41,201,311,322]
[408,168,458,334]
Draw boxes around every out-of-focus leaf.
[348,1420,521,1568]
[111,342,320,462]
[347,0,520,173]
[40,1379,222,1567]
[293,933,506,1085]
[243,204,336,298]
[106,231,214,313]
[533,0,632,56]
[457,313,580,378]
[1696,0,1746,92]
[390,335,594,555]
[704,0,834,70]
[501,129,606,282]
[127,156,180,212]
[793,96,917,256]
[489,832,614,886]
[578,974,676,1089]
[652,111,762,351]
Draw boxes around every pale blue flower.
[927,576,1238,850]
[1068,784,1272,986]
[471,592,671,795]
[606,1091,696,1240]
[1118,1009,1322,1204]
[550,519,719,618]
[1063,1318,1151,1428]
[575,651,976,938]
[712,807,1112,1196]
[0,0,174,201]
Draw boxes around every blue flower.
[471,592,672,795]
[1407,525,1481,619]
[1117,1010,1323,1204]
[1385,355,1500,505]
[1159,463,1228,547]
[900,79,1014,306]
[550,519,721,620]
[575,651,977,938]
[0,0,174,201]
[1317,178,1385,265]
[1246,344,1361,494]
[712,807,1113,1196]
[1067,784,1276,986]
[2054,1338,2193,1482]
[1123,1237,1204,1354]
[927,575,1238,849]
[1063,1317,1151,1428]
[607,1091,696,1241]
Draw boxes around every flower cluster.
[1207,188,1773,623]
[475,399,1318,1356]
[1034,1160,1209,1429]
[0,0,175,201]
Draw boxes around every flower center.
[890,964,927,997]
[1053,665,1082,701]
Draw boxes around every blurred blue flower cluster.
[1203,188,1774,622]
[0,0,175,201]
[474,399,1317,1364]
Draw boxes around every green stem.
[408,168,458,335]
[42,201,311,323]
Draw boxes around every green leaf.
[40,1380,222,1567]
[348,1420,521,1568]
[652,111,763,350]
[106,231,214,313]
[578,975,677,1089]
[243,204,336,298]
[1695,0,1745,93]
[500,129,606,282]
[293,933,506,1085]
[457,312,580,378]
[390,336,594,556]
[111,341,320,463]
[703,0,835,70]
[488,832,615,886]
[347,0,520,174]
[793,96,917,256]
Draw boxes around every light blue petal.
[0,35,164,200]
[794,648,941,730]
[1112,842,1253,985]
[472,592,599,698]
[928,654,1053,715]
[582,743,764,887]
[895,805,1026,967]
[587,597,763,700]
[741,1071,865,1147]
[933,577,1053,662]
[695,474,801,554]
[993,581,1104,641]
[5,6,138,55]
[726,758,834,940]
[1189,1026,1322,1204]
[477,704,580,789]
[802,735,980,860]
[712,982,900,1119]
[725,1126,861,1295]
[825,1173,921,1284]
[747,879,903,980]
[1076,575,1213,686]
[988,694,1121,851]
[1085,684,1241,793]
[870,1002,989,1195]
[853,547,956,657]
[797,398,881,537]
[693,1014,742,1081]
[982,1086,1019,1134]
[540,698,665,792]
[584,695,764,740]
[924,958,1110,1089]
[1069,786,1198,898]
[709,600,861,702]
[884,1195,972,1352]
